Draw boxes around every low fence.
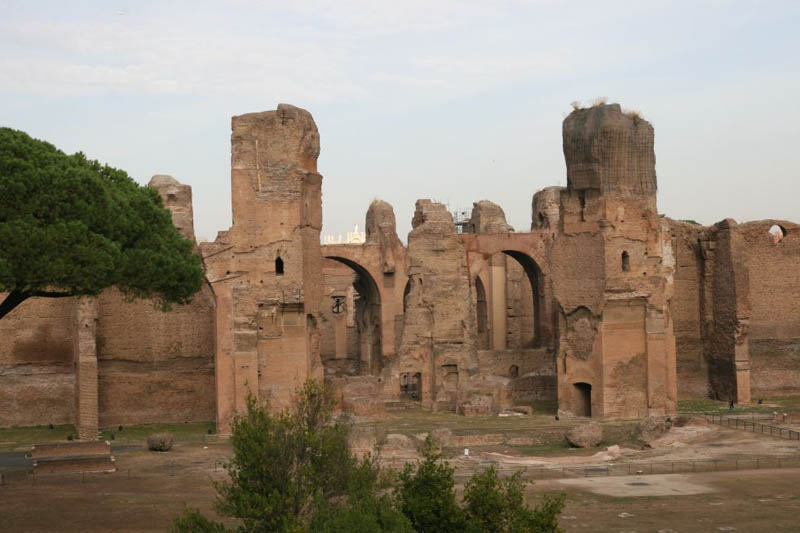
[705,413,800,440]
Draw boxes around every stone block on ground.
[636,416,668,446]
[147,433,174,452]
[566,422,603,448]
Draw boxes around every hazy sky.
[2,1,798,241]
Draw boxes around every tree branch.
[0,290,30,320]
[29,290,75,298]
[0,289,76,320]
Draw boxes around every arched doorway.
[502,250,543,347]
[475,276,489,350]
[478,250,544,350]
[324,256,383,376]
[573,382,592,417]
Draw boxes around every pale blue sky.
[1,1,798,241]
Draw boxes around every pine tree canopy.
[0,127,204,319]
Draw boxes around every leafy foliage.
[395,437,467,532]
[173,383,565,533]
[0,127,203,318]
[463,466,565,533]
[396,437,565,533]
[173,380,411,533]
[170,508,227,533]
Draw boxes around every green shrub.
[395,437,467,532]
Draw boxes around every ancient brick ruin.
[1,103,798,437]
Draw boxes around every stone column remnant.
[398,200,477,409]
[148,174,196,242]
[203,104,324,433]
[563,103,657,197]
[74,297,98,440]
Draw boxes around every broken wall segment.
[556,103,676,420]
[563,103,657,198]
[203,104,324,434]
[398,200,477,410]
[148,174,196,242]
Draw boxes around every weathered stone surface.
[365,199,402,274]
[469,200,513,234]
[204,103,325,433]
[148,175,196,241]
[531,186,563,230]
[565,422,603,448]
[636,416,668,445]
[398,200,477,409]
[3,100,799,433]
[563,103,656,197]
[147,433,174,451]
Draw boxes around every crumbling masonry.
[1,103,798,437]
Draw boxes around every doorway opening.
[573,382,592,417]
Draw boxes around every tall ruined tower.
[554,103,677,419]
[204,104,324,433]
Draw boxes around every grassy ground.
[0,424,77,452]
[0,422,215,452]
[98,422,216,445]
[678,396,800,415]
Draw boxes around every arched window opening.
[621,251,630,272]
[769,224,787,244]
[275,256,284,276]
[509,365,519,379]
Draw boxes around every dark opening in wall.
[509,365,519,379]
[769,224,787,244]
[275,256,284,275]
[579,191,586,222]
[573,382,592,417]
[622,251,630,272]
[400,372,421,401]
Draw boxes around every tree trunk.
[0,290,75,320]
[0,290,30,320]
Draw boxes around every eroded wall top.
[563,103,656,198]
[148,174,195,241]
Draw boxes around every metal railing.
[705,413,800,440]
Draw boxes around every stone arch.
[502,250,545,348]
[474,275,489,350]
[460,233,552,349]
[325,255,384,375]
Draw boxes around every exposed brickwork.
[74,297,98,440]
[1,101,798,431]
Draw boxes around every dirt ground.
[1,412,800,532]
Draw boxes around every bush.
[147,433,173,451]
[396,437,565,533]
[463,466,565,533]
[173,380,408,533]
[395,437,467,532]
[173,382,565,532]
[170,508,226,532]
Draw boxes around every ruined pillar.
[73,297,98,440]
[364,200,404,362]
[204,104,324,433]
[398,200,477,408]
[556,103,677,419]
[148,175,196,242]
[489,255,507,351]
[704,219,751,404]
